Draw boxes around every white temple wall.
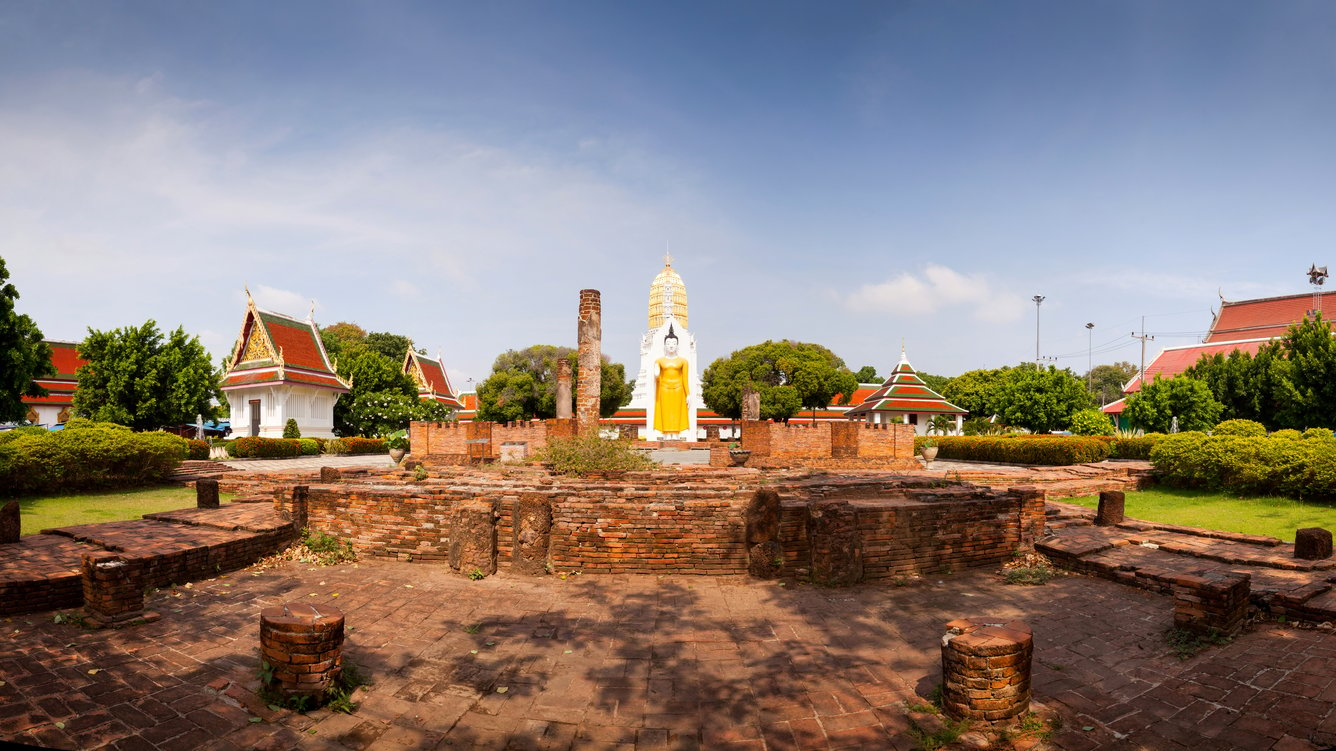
[225,385,340,438]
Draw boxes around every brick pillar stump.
[320,466,342,482]
[260,603,345,704]
[196,478,220,509]
[941,619,1033,724]
[807,500,863,587]
[1096,490,1125,526]
[576,289,602,434]
[746,489,783,578]
[1295,528,1333,560]
[82,552,158,628]
[1,499,19,543]
[556,359,573,420]
[288,486,310,534]
[451,500,497,576]
[1010,488,1046,548]
[513,494,552,575]
[1172,571,1250,636]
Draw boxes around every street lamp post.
[1085,322,1095,388]
[1032,295,1045,362]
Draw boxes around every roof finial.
[244,283,252,302]
[664,241,673,267]
[308,299,316,321]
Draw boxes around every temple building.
[1103,289,1336,424]
[19,340,85,426]
[845,347,966,434]
[626,255,703,440]
[402,346,463,410]
[220,293,349,438]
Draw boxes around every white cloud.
[388,280,421,299]
[243,285,317,318]
[845,264,1028,323]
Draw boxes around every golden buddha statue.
[654,326,690,435]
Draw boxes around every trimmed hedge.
[344,437,388,454]
[1213,419,1266,437]
[0,424,187,497]
[228,436,302,458]
[1151,432,1336,498]
[1109,434,1163,460]
[298,438,320,456]
[914,435,1110,465]
[186,439,210,460]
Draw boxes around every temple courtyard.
[3,556,1333,751]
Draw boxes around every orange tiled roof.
[847,351,966,417]
[1206,291,1336,343]
[1121,338,1271,394]
[404,350,463,410]
[21,340,84,408]
[221,300,349,393]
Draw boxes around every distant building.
[402,347,463,410]
[1103,290,1336,423]
[845,347,966,434]
[20,340,85,426]
[219,293,349,438]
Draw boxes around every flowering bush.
[335,392,453,440]
[343,437,388,454]
[229,437,302,458]
[186,439,210,460]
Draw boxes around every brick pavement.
[3,562,1334,750]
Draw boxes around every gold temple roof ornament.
[648,253,688,330]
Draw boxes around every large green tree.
[1083,361,1137,405]
[73,321,220,430]
[701,340,857,421]
[941,367,1009,418]
[0,257,54,423]
[853,365,880,383]
[475,345,633,421]
[1122,375,1224,433]
[987,363,1092,433]
[1278,313,1336,429]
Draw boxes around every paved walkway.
[3,561,1334,750]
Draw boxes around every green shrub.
[1068,409,1115,436]
[385,429,409,452]
[1110,433,1163,460]
[911,435,1110,466]
[0,426,49,446]
[1213,419,1266,437]
[298,438,320,456]
[343,437,388,454]
[282,419,301,439]
[0,423,187,497]
[1303,428,1334,440]
[229,436,302,458]
[1270,429,1303,441]
[1150,432,1336,498]
[325,438,349,455]
[222,439,236,456]
[309,436,328,452]
[535,435,658,475]
[186,439,210,460]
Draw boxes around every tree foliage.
[73,321,221,430]
[1278,313,1336,429]
[941,368,1008,418]
[1083,361,1137,404]
[853,365,880,383]
[1122,376,1224,433]
[0,257,54,423]
[475,345,633,421]
[987,364,1092,433]
[701,340,857,421]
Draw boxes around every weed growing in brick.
[1166,626,1232,660]
[1001,550,1062,585]
[468,568,486,580]
[413,464,428,481]
[299,529,357,565]
[463,623,482,634]
[535,435,657,475]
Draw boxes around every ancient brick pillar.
[1295,528,1333,560]
[290,486,310,533]
[1009,488,1046,549]
[576,289,602,434]
[1096,490,1125,526]
[259,603,344,704]
[556,358,573,420]
[451,500,497,576]
[1,500,19,543]
[513,493,552,575]
[745,489,783,578]
[1172,571,1250,637]
[941,619,1033,724]
[704,425,720,442]
[807,500,862,586]
[196,478,220,509]
[81,552,157,628]
[741,386,761,422]
[320,466,342,482]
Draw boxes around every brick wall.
[410,419,578,462]
[720,421,916,470]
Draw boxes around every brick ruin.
[576,289,601,433]
[708,420,918,470]
[409,418,578,464]
[268,467,1045,583]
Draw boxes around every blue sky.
[3,1,1335,389]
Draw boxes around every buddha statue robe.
[654,355,689,434]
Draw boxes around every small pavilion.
[845,347,966,434]
[402,346,463,411]
[220,293,349,438]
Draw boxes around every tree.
[474,345,633,421]
[1278,313,1336,429]
[987,363,1092,433]
[941,368,1009,418]
[320,321,367,359]
[1122,375,1224,433]
[918,371,952,396]
[1083,361,1137,405]
[0,257,54,423]
[73,321,221,430]
[701,340,857,421]
[332,348,416,436]
[853,365,880,383]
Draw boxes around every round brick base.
[940,619,1032,724]
[260,603,345,702]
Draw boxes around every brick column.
[81,552,158,628]
[745,489,782,578]
[1,500,19,543]
[556,358,573,420]
[451,500,498,576]
[741,387,761,422]
[1172,571,1250,636]
[807,500,862,587]
[260,603,344,704]
[1010,488,1046,549]
[1295,528,1333,560]
[941,619,1033,724]
[290,486,310,534]
[1096,490,1125,526]
[576,289,602,434]
[196,478,220,509]
[513,493,552,575]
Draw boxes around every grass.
[1067,487,1336,542]
[18,485,234,535]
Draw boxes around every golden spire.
[648,255,688,330]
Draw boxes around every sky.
[4,1,1336,390]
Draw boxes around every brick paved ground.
[3,562,1334,751]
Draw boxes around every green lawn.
[1067,488,1336,542]
[17,486,235,536]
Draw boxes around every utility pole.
[1085,322,1095,388]
[1131,316,1154,385]
[1032,295,1045,362]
